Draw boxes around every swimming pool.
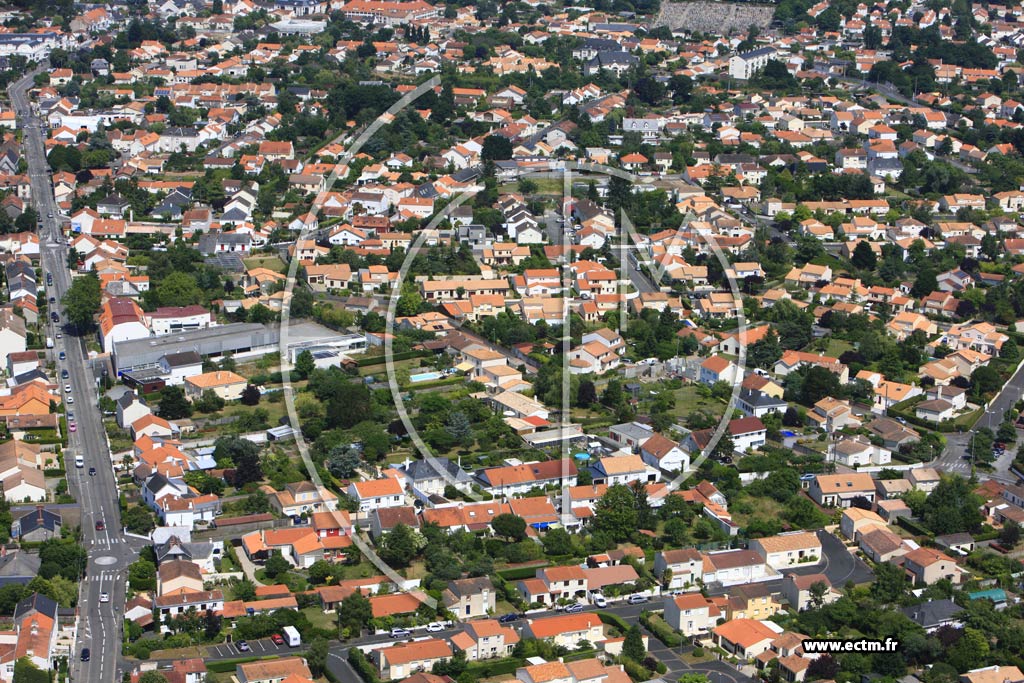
[410,371,443,383]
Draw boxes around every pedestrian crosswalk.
[84,571,120,584]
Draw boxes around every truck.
[282,625,300,648]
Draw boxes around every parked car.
[58,351,65,360]
[564,603,584,613]
[627,594,648,605]
[390,628,412,639]
[237,641,250,652]
[426,622,445,632]
[498,613,521,624]
[592,595,607,608]
[271,634,285,646]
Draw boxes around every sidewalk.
[235,547,265,586]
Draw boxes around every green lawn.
[673,384,726,417]
[243,256,287,273]
[301,606,336,631]
[822,338,854,358]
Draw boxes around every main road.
[10,66,139,683]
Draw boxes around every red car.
[271,634,285,646]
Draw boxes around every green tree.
[294,350,315,380]
[481,135,513,160]
[157,271,203,307]
[870,562,909,604]
[138,671,168,683]
[749,329,782,369]
[240,384,262,405]
[623,625,646,661]
[123,506,155,534]
[61,271,101,332]
[13,658,51,683]
[194,389,225,413]
[327,445,361,478]
[128,559,157,591]
[379,523,420,567]
[338,590,373,637]
[594,484,639,542]
[264,553,291,579]
[946,627,988,672]
[851,240,878,270]
[158,386,192,419]
[307,637,330,677]
[491,513,527,541]
[999,520,1021,548]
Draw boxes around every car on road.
[49,297,54,304]
[498,613,521,624]
[426,622,445,632]
[64,384,71,393]
[69,423,76,432]
[237,641,250,652]
[95,520,105,531]
[389,628,412,639]
[564,603,584,613]
[81,648,90,662]
[627,594,649,605]
[66,396,73,404]
[62,370,69,379]
[56,332,62,339]
[58,351,65,360]
[88,467,95,476]
[271,634,285,645]
[51,312,59,323]
[591,594,607,608]
[99,592,109,603]
[67,411,74,420]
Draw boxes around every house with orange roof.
[900,547,965,585]
[713,618,781,659]
[130,414,176,441]
[522,613,604,649]
[347,477,405,512]
[268,480,339,517]
[450,619,519,661]
[374,638,452,681]
[183,371,247,401]
[99,297,150,353]
[664,592,723,636]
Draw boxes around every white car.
[425,622,444,632]
[67,396,74,404]
[592,595,607,608]
[99,592,109,603]
[64,384,71,393]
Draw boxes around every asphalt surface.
[319,530,868,683]
[934,357,1024,484]
[10,67,140,683]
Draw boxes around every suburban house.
[663,592,722,636]
[748,532,822,570]
[808,473,877,508]
[442,576,496,620]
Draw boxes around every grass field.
[674,384,726,417]
[243,255,287,273]
[822,338,854,358]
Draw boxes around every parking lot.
[208,636,291,658]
